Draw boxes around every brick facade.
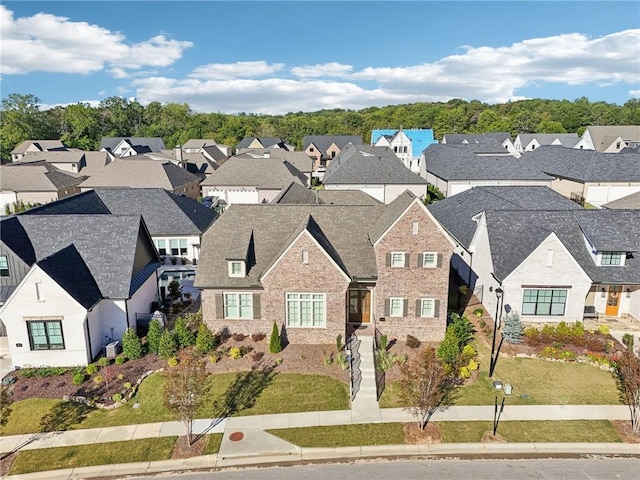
[373,202,453,341]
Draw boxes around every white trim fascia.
[468,211,488,256]
[502,231,592,285]
[373,197,456,248]
[260,229,351,282]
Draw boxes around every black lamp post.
[489,287,503,377]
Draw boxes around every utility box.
[105,341,120,358]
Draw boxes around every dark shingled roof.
[99,137,165,152]
[323,145,427,185]
[428,186,582,248]
[602,191,640,210]
[485,210,640,284]
[523,146,640,182]
[23,188,217,236]
[271,182,382,206]
[236,137,286,149]
[442,132,511,144]
[38,245,102,309]
[303,135,363,155]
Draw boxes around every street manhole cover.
[229,432,244,442]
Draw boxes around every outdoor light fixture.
[495,287,503,299]
[601,288,606,298]
[627,288,632,299]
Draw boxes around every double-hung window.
[224,293,253,319]
[0,255,9,277]
[27,320,64,350]
[170,239,179,256]
[601,252,623,266]
[389,297,404,317]
[286,293,326,328]
[390,252,406,267]
[422,252,438,268]
[155,240,167,256]
[522,289,567,316]
[420,298,435,317]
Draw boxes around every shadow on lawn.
[0,401,92,460]
[192,360,277,444]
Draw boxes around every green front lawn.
[269,423,406,448]
[9,437,177,475]
[2,372,349,435]
[380,340,618,407]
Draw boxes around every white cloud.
[0,6,192,76]
[630,90,640,98]
[189,61,285,80]
[291,62,353,78]
[40,100,101,110]
[131,29,639,113]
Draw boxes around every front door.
[605,285,621,317]
[349,290,371,324]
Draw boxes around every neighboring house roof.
[240,149,314,173]
[78,159,201,191]
[428,186,582,249]
[442,132,511,144]
[1,214,160,298]
[602,191,640,210]
[77,151,112,176]
[369,191,417,243]
[0,161,86,192]
[200,156,307,189]
[182,139,218,150]
[99,137,165,152]
[423,144,550,181]
[516,133,579,148]
[11,140,67,154]
[524,146,640,182]
[485,210,640,285]
[202,145,229,162]
[20,151,85,164]
[302,135,363,155]
[371,129,437,158]
[155,150,221,177]
[24,188,217,236]
[236,137,287,149]
[272,182,381,206]
[323,144,427,185]
[583,126,640,151]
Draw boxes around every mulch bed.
[0,452,16,477]
[403,422,442,444]
[171,435,207,459]
[612,421,640,443]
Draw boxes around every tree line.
[2,93,639,162]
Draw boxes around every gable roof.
[236,137,286,149]
[442,132,511,144]
[584,126,640,151]
[428,186,582,249]
[516,133,579,148]
[182,139,218,150]
[371,129,437,158]
[323,144,427,185]
[369,190,417,244]
[99,137,165,152]
[78,159,201,190]
[271,182,381,206]
[11,140,67,155]
[38,244,102,309]
[200,156,307,189]
[23,188,217,236]
[423,144,550,181]
[602,191,640,210]
[523,146,640,182]
[240,149,314,173]
[20,151,85,164]
[2,214,159,298]
[303,135,363,155]
[0,161,86,191]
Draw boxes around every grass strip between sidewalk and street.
[203,433,224,454]
[8,437,177,475]
[269,420,622,447]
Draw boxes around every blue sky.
[1,1,639,114]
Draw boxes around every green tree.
[269,322,282,354]
[612,350,640,432]
[174,316,195,347]
[61,103,100,150]
[122,327,143,359]
[158,330,178,359]
[146,319,164,355]
[194,323,217,354]
[501,311,524,344]
[0,93,43,162]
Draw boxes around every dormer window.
[228,261,246,277]
[600,252,624,266]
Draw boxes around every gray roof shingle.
[99,137,165,152]
[303,135,363,155]
[602,192,640,209]
[200,156,307,189]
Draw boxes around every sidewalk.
[0,405,633,454]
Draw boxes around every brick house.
[195,191,455,343]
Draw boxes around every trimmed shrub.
[167,357,179,367]
[623,333,635,351]
[157,330,178,359]
[174,316,195,347]
[598,324,610,336]
[93,375,104,385]
[269,322,282,354]
[502,311,524,344]
[232,332,246,341]
[86,364,98,375]
[228,347,242,359]
[72,373,85,385]
[112,393,123,402]
[97,357,109,368]
[122,328,143,360]
[146,319,164,355]
[406,335,421,349]
[195,323,217,354]
[251,351,265,362]
[251,332,266,342]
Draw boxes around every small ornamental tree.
[502,311,524,344]
[612,350,640,432]
[146,318,164,355]
[168,280,182,302]
[399,347,462,430]
[122,327,143,359]
[269,322,282,354]
[158,330,178,359]
[174,316,195,347]
[164,351,208,445]
[194,323,217,354]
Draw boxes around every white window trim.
[411,221,419,235]
[420,297,435,318]
[286,292,326,328]
[223,292,253,319]
[422,251,438,268]
[228,261,246,277]
[389,297,404,317]
[391,251,406,268]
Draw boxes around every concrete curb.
[3,443,639,480]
